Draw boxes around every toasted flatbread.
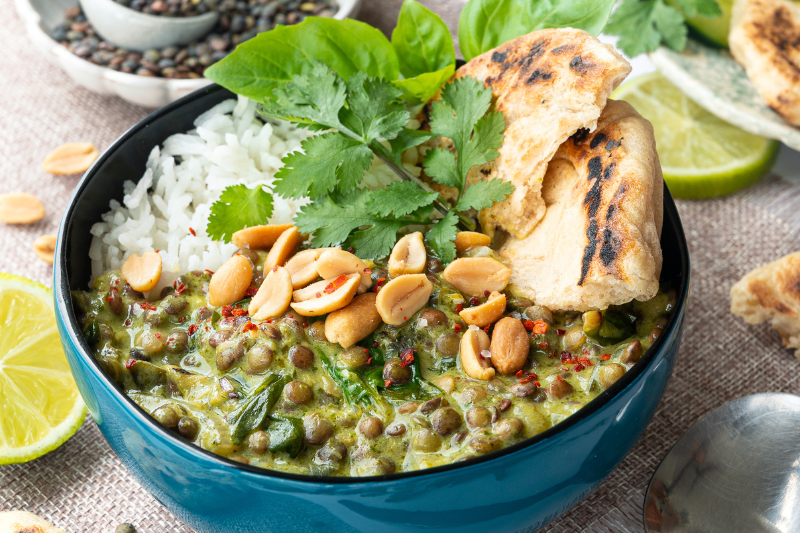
[731,252,800,353]
[499,100,663,311]
[730,0,800,126]
[450,28,631,239]
[0,512,67,533]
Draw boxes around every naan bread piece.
[453,28,631,239]
[730,0,800,126]
[499,100,663,311]
[0,512,67,533]
[731,252,800,354]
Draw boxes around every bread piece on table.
[731,252,800,353]
[499,100,664,311]
[449,28,631,239]
[730,0,800,126]
[0,511,67,533]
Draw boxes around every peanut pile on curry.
[74,26,670,476]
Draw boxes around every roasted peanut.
[121,251,163,293]
[375,274,433,325]
[231,223,294,250]
[459,291,506,327]
[454,231,491,255]
[460,328,495,381]
[599,363,626,389]
[0,193,45,224]
[388,232,426,278]
[290,274,360,316]
[490,317,530,374]
[293,273,359,302]
[434,375,455,394]
[208,254,252,306]
[316,249,372,293]
[249,266,293,320]
[284,247,338,289]
[442,257,511,296]
[41,142,99,175]
[265,226,302,269]
[32,234,57,264]
[324,292,382,348]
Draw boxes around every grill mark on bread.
[749,279,795,314]
[605,138,622,152]
[570,55,592,74]
[590,132,607,149]
[491,51,507,63]
[580,220,600,285]
[526,69,553,84]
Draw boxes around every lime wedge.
[0,273,87,464]
[613,73,779,199]
[675,0,733,48]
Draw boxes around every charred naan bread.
[0,512,67,533]
[499,100,663,311]
[730,0,800,126]
[731,252,800,354]
[451,28,631,239]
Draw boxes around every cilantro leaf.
[260,62,348,132]
[423,147,460,189]
[455,179,514,213]
[273,133,373,200]
[294,191,405,260]
[606,0,720,57]
[364,181,439,218]
[460,111,505,176]
[425,211,459,264]
[343,72,408,143]
[207,184,273,243]
[387,128,434,166]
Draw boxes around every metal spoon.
[644,393,800,533]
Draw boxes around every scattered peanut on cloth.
[32,234,57,264]
[0,193,45,224]
[41,142,99,175]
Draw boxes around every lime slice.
[0,273,87,464]
[675,0,733,48]
[613,73,779,199]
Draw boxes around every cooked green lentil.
[73,249,674,476]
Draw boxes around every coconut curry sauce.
[73,244,674,477]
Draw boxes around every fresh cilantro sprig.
[206,184,273,242]
[606,0,721,57]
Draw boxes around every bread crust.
[731,252,800,353]
[450,28,631,239]
[0,511,67,533]
[499,100,664,311]
[730,0,800,126]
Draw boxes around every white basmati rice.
[90,96,423,280]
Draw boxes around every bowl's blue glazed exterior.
[54,85,689,533]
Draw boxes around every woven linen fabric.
[3,0,800,531]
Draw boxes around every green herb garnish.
[207,183,273,243]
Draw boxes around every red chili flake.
[266,319,273,324]
[483,324,491,334]
[601,354,611,361]
[515,370,524,378]
[372,341,379,348]
[324,274,348,294]
[288,314,293,319]
[221,305,234,318]
[348,247,356,254]
[532,320,549,335]
[517,370,538,384]
[125,359,136,369]
[205,269,214,276]
[363,267,371,274]
[561,366,570,372]
[244,286,258,297]
[578,356,592,367]
[454,324,462,333]
[574,363,585,372]
[560,351,575,364]
[366,357,373,365]
[523,319,535,332]
[399,348,415,368]
[455,303,464,313]
[189,227,196,236]
[242,322,257,333]
[232,308,248,317]
[174,282,187,294]
[155,333,161,339]
[538,342,550,350]
[557,375,565,382]
[483,290,490,298]
[468,296,481,307]
[303,322,308,328]
[272,266,278,272]
[403,316,408,321]
[315,292,322,298]
[556,328,566,336]
[534,381,541,387]
[372,277,387,293]
[178,316,187,323]
[124,319,132,326]
[384,380,392,388]
[188,324,198,336]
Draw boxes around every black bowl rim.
[55,83,691,486]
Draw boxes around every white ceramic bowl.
[15,0,363,108]
[79,0,219,51]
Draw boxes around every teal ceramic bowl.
[54,85,689,533]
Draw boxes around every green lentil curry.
[73,248,674,477]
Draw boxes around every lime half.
[0,273,87,464]
[613,73,779,199]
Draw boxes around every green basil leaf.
[458,0,617,61]
[267,416,304,458]
[204,17,399,101]
[228,374,287,444]
[391,0,455,78]
[392,65,455,105]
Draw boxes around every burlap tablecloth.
[3,0,800,531]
